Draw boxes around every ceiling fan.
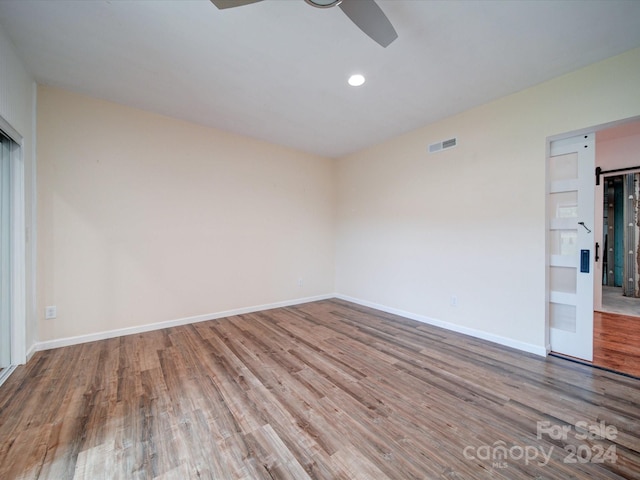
[210,0,398,48]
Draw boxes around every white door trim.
[0,120,26,367]
[10,138,26,365]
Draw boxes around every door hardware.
[578,222,591,233]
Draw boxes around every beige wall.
[335,48,640,353]
[0,24,36,360]
[37,86,335,342]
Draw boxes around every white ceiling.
[1,0,640,158]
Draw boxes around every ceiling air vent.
[428,137,457,154]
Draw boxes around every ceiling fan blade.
[210,0,264,9]
[339,0,397,48]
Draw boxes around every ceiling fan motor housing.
[304,0,343,8]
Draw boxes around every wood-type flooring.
[1,299,639,479]
[593,311,640,378]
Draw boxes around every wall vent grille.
[428,137,457,153]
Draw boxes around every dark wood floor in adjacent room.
[594,310,640,378]
[1,299,639,479]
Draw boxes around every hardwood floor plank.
[0,424,51,480]
[330,444,390,480]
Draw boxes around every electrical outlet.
[450,296,458,307]
[45,306,57,319]
[297,278,304,288]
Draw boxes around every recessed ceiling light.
[348,74,366,87]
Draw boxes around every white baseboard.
[26,342,37,362]
[33,292,547,358]
[35,293,334,352]
[335,294,548,357]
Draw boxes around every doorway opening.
[547,117,640,378]
[0,129,16,385]
[600,172,640,315]
[592,118,640,378]
[0,117,26,388]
